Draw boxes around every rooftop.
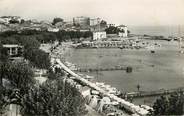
[3,44,23,48]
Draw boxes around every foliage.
[21,78,87,116]
[9,19,19,24]
[0,36,19,44]
[0,43,9,62]
[41,32,57,43]
[0,31,18,37]
[24,49,50,69]
[0,87,10,115]
[52,18,64,25]
[0,30,93,43]
[153,92,184,115]
[0,33,51,69]
[16,35,41,49]
[47,67,65,80]
[105,26,124,34]
[0,62,35,93]
[20,29,41,35]
[100,20,107,27]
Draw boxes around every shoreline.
[49,42,147,116]
[58,40,184,106]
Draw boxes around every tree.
[42,32,57,43]
[17,36,40,49]
[20,19,25,24]
[0,62,35,92]
[127,30,130,34]
[153,92,184,115]
[83,31,92,38]
[21,78,87,116]
[0,30,18,37]
[0,43,9,62]
[0,62,34,115]
[0,37,18,44]
[52,18,64,25]
[0,88,11,115]
[24,49,50,69]
[100,20,107,27]
[105,26,120,34]
[9,19,19,24]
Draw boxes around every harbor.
[64,39,184,106]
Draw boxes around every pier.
[127,87,184,98]
[75,66,133,73]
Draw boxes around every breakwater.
[127,87,184,98]
[75,66,133,73]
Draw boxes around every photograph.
[0,0,184,115]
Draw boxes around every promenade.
[53,58,150,116]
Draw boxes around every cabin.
[2,44,23,57]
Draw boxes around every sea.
[128,25,184,37]
[65,25,184,105]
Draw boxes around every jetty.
[127,87,184,98]
[75,66,133,73]
[52,58,150,116]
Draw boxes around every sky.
[0,0,184,26]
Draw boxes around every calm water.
[65,40,184,93]
[129,25,184,37]
[65,26,184,105]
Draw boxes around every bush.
[0,43,9,62]
[0,62,35,92]
[153,92,184,115]
[21,78,87,116]
[24,49,50,69]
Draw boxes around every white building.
[73,16,89,26]
[47,27,59,32]
[0,16,21,24]
[117,25,128,38]
[90,18,101,26]
[93,31,106,41]
[2,44,23,57]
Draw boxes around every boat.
[151,50,155,53]
[84,75,94,79]
[146,45,155,53]
[179,50,184,54]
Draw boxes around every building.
[117,25,128,38]
[0,16,21,24]
[0,24,10,32]
[107,24,116,27]
[2,44,23,57]
[93,31,107,41]
[73,16,90,26]
[90,18,101,26]
[47,27,59,32]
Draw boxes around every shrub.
[21,78,87,116]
